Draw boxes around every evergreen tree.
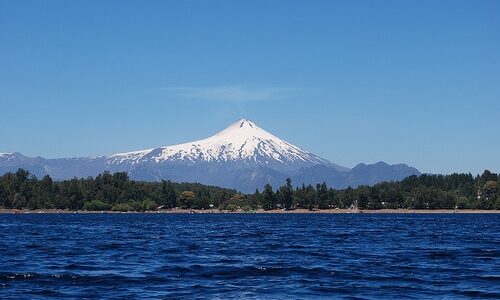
[316,182,328,209]
[304,184,316,210]
[252,188,261,209]
[161,180,177,208]
[262,183,276,210]
[280,178,293,210]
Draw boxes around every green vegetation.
[0,169,498,211]
[83,200,110,211]
[0,169,237,211]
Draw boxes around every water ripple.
[0,213,498,299]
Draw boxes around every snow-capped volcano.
[0,119,420,192]
[106,119,343,172]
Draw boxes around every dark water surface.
[1,213,499,299]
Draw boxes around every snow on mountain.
[0,152,15,159]
[0,152,36,163]
[105,119,344,171]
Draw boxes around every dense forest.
[0,169,498,211]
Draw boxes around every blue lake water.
[0,213,499,299]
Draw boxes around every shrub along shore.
[0,169,499,212]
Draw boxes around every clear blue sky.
[1,0,499,175]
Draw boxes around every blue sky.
[1,0,498,174]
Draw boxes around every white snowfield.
[106,119,330,167]
[0,152,15,160]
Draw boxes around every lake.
[1,213,499,299]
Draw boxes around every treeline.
[0,169,237,211]
[250,171,499,210]
[0,169,498,211]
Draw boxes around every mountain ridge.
[0,119,420,192]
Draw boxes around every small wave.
[455,289,500,298]
[97,242,125,250]
[428,250,460,259]
[0,272,40,281]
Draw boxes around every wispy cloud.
[154,85,307,102]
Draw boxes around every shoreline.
[1,208,498,214]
